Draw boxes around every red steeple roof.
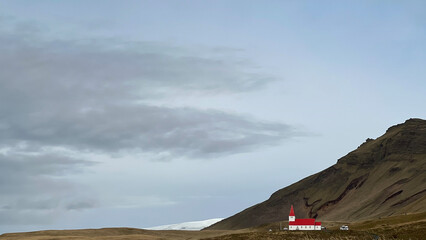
[289,205,295,216]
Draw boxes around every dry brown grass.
[1,213,425,240]
[203,213,426,240]
[0,228,249,240]
[202,222,426,239]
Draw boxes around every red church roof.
[289,219,321,226]
[289,205,295,216]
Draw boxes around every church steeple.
[289,205,295,222]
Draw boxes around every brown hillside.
[207,118,426,230]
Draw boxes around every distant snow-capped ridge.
[145,218,223,231]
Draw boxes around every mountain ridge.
[207,118,426,230]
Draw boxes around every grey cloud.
[66,200,98,210]
[0,153,95,178]
[1,105,297,159]
[0,21,298,159]
[0,26,272,105]
[0,152,97,224]
[0,152,95,196]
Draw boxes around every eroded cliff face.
[207,119,426,230]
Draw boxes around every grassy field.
[0,228,247,240]
[1,212,425,240]
[203,221,426,240]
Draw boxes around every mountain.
[145,218,223,230]
[207,118,426,230]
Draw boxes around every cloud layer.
[0,18,298,226]
[0,19,295,159]
[0,151,96,224]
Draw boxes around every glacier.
[145,218,223,231]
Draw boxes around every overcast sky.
[1,0,425,234]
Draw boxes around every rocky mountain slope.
[207,118,426,230]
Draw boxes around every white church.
[288,205,321,230]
